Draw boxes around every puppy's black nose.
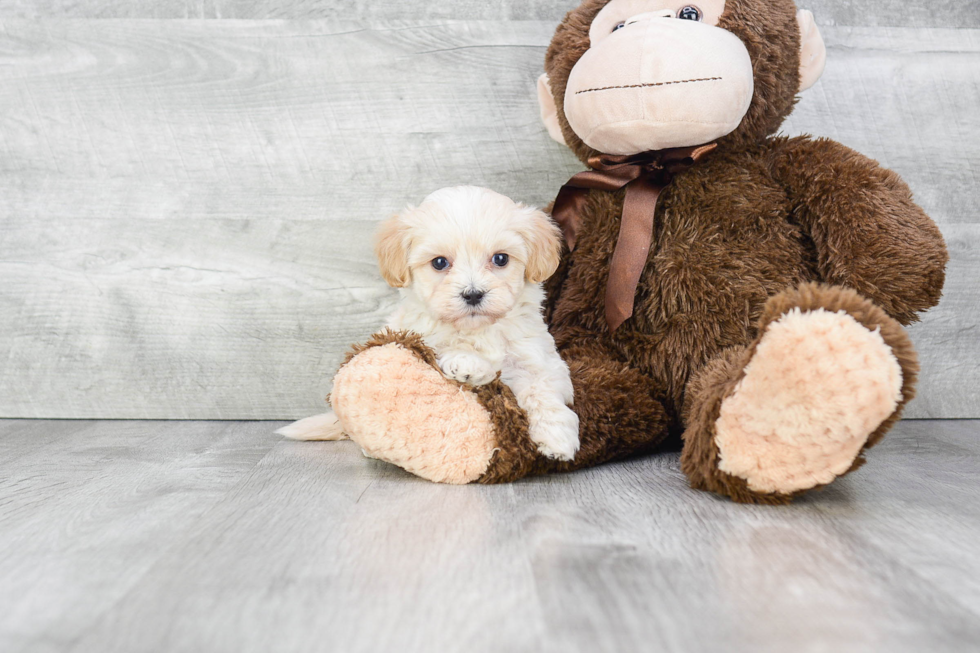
[462,289,485,306]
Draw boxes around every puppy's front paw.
[437,351,498,386]
[530,405,580,461]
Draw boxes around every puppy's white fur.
[279,186,580,461]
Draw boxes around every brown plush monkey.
[328,0,947,503]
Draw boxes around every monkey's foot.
[682,283,919,504]
[330,332,497,485]
[714,307,903,495]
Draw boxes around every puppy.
[278,186,580,461]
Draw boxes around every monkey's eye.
[492,253,510,268]
[612,21,626,32]
[677,5,702,20]
[431,257,450,271]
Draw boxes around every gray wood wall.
[0,2,977,420]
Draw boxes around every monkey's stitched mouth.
[575,77,723,95]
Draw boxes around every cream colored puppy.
[278,186,580,461]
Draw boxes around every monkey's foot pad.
[331,343,496,484]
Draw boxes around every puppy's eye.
[492,253,509,267]
[612,21,626,32]
[677,5,702,20]
[431,257,450,271]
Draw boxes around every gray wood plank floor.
[1,418,978,653]
[0,19,977,420]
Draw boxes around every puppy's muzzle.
[461,288,486,306]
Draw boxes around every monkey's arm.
[770,136,948,324]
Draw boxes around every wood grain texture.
[0,420,278,653]
[0,418,978,653]
[0,21,976,418]
[3,0,979,27]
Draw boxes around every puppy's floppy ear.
[374,212,412,288]
[518,207,563,284]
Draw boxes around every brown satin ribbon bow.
[551,143,717,333]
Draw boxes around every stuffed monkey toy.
[328,0,947,503]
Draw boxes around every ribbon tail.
[604,178,663,332]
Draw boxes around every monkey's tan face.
[563,0,754,154]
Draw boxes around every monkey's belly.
[549,209,816,404]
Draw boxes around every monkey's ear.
[797,9,826,92]
[536,73,567,145]
[374,213,412,288]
